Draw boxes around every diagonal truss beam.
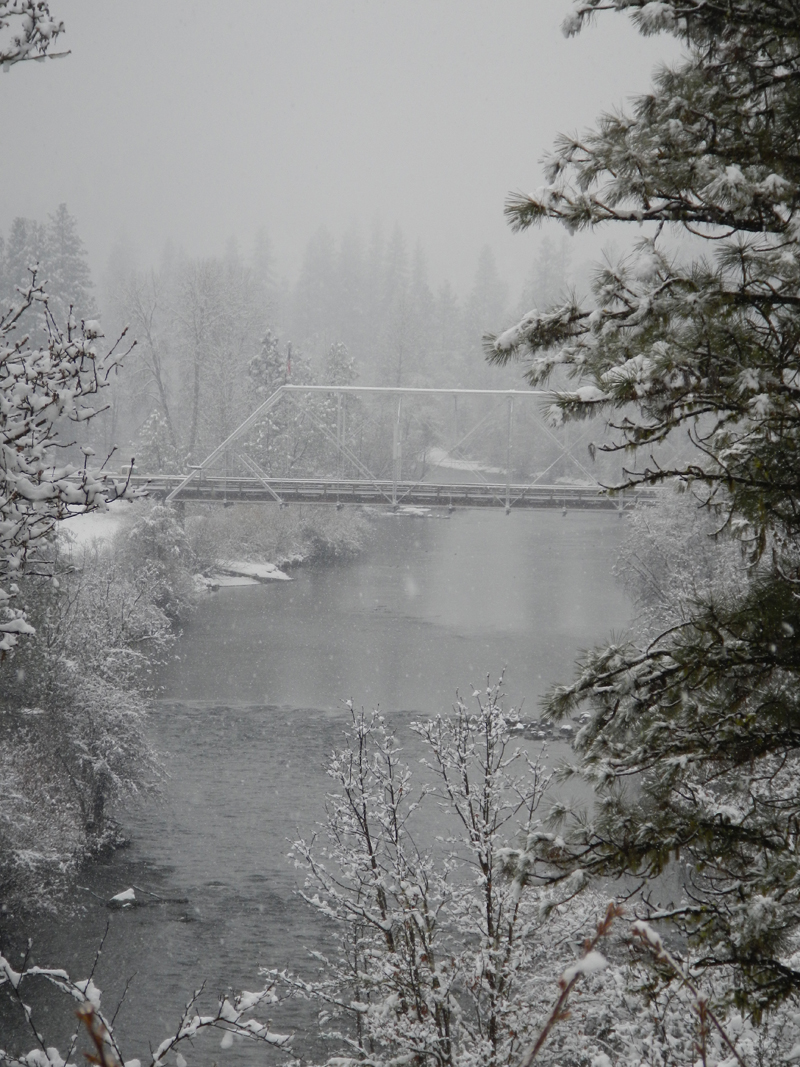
[165,386,289,503]
[236,451,284,504]
[395,396,510,509]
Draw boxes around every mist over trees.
[13,217,569,470]
[0,191,589,487]
[1,206,97,332]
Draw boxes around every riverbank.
[184,501,371,572]
[62,499,372,575]
[0,502,373,919]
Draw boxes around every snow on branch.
[0,1,66,69]
[0,951,291,1067]
[0,271,140,649]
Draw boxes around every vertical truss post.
[505,395,514,514]
[342,394,347,475]
[392,395,403,508]
[336,393,343,480]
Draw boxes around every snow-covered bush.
[0,543,169,916]
[276,687,800,1066]
[0,953,290,1067]
[111,502,197,621]
[8,684,800,1065]
[269,687,610,1067]
[186,501,371,570]
[615,488,751,638]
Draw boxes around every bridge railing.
[138,474,654,512]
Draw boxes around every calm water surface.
[6,510,630,1062]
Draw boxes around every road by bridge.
[135,474,652,511]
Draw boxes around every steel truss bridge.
[143,385,651,512]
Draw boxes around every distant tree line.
[95,225,544,474]
[0,206,589,482]
[0,205,96,329]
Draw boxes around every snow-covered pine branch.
[0,272,138,649]
[483,0,800,1018]
[486,1,800,514]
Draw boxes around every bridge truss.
[147,385,642,512]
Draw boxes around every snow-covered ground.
[197,574,260,589]
[59,501,132,546]
[215,560,292,582]
[392,506,432,518]
[425,447,502,474]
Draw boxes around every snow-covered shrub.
[267,688,800,1067]
[6,682,800,1064]
[0,272,138,651]
[186,502,371,570]
[112,502,197,621]
[271,686,600,1067]
[0,952,290,1067]
[0,546,168,916]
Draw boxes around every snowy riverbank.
[61,506,293,587]
[59,500,370,590]
[201,559,292,587]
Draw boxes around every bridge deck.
[133,475,651,510]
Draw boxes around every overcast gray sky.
[2,1,676,296]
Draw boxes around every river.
[6,509,630,1064]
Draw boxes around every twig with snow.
[630,920,746,1067]
[519,900,621,1067]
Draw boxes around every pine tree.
[46,202,96,322]
[465,246,509,388]
[486,0,800,1013]
[252,226,281,326]
[248,328,287,398]
[517,235,571,322]
[336,223,367,358]
[381,224,412,385]
[4,217,46,306]
[135,409,180,474]
[293,226,338,359]
[323,340,357,386]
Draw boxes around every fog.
[2,0,675,296]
